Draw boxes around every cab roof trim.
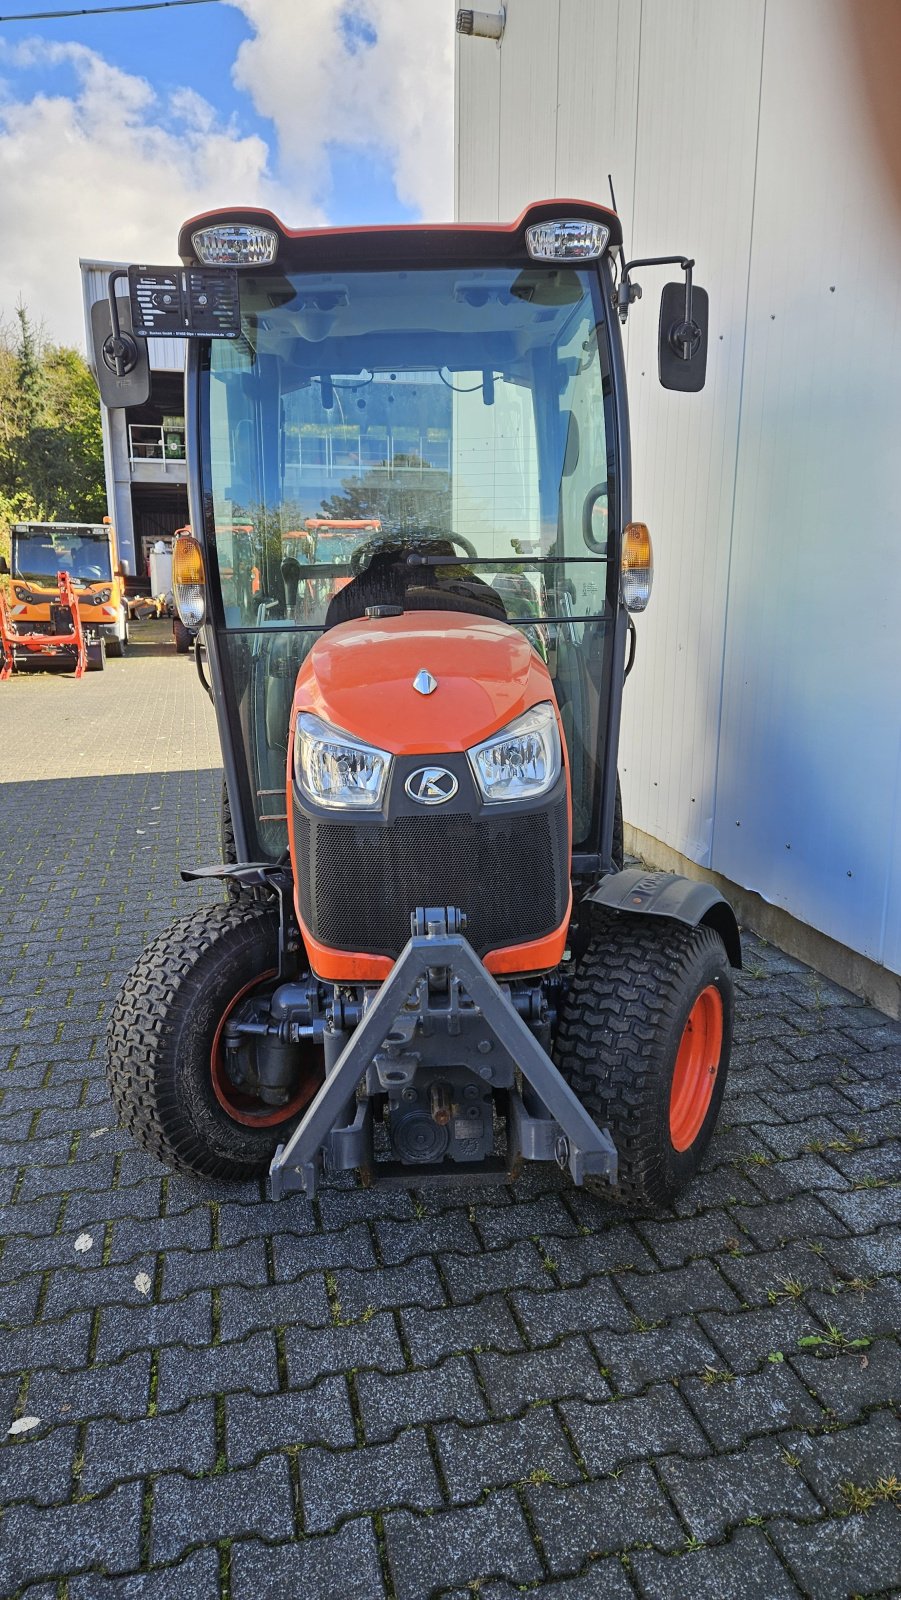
[177,199,622,268]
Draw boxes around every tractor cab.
[104,202,740,1206]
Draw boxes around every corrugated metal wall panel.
[497,0,560,216]
[456,0,901,974]
[710,0,901,962]
[454,27,500,218]
[616,0,765,865]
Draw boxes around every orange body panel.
[291,611,553,754]
[286,610,572,984]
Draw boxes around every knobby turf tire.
[106,901,296,1180]
[554,912,733,1208]
[173,618,192,654]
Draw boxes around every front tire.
[106,902,319,1180]
[173,618,192,654]
[554,913,733,1207]
[106,607,128,657]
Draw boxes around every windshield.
[13,530,112,586]
[200,263,617,858]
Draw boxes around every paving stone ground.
[0,623,899,1599]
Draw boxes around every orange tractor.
[105,203,738,1206]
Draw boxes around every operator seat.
[323,545,508,630]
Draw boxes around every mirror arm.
[104,270,140,379]
[617,254,696,344]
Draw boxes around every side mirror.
[90,291,150,409]
[0,556,9,576]
[658,281,709,392]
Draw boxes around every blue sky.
[0,1,454,342]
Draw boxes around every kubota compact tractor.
[104,201,740,1205]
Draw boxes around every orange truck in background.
[2,520,130,659]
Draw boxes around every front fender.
[584,867,742,969]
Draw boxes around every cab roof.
[177,199,622,271]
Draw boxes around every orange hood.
[292,611,554,755]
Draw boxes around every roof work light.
[191,225,279,267]
[525,219,610,261]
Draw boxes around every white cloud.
[0,3,456,349]
[0,38,292,346]
[227,0,455,219]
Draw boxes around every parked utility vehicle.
[1,521,129,658]
[105,202,739,1205]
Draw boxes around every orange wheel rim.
[210,969,322,1128]
[669,984,723,1152]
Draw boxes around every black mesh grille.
[297,796,569,959]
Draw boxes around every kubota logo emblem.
[405,766,459,805]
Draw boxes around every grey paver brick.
[375,1210,481,1264]
[790,1407,901,1508]
[95,1288,213,1359]
[385,1490,543,1599]
[160,1239,268,1297]
[615,1259,740,1319]
[0,1422,79,1506]
[0,1309,93,1376]
[218,1276,332,1339]
[771,1504,901,1599]
[300,1429,441,1531]
[82,1400,217,1493]
[439,1238,546,1301]
[632,1525,802,1599]
[731,1195,849,1248]
[476,1335,610,1413]
[28,1351,151,1423]
[682,1364,824,1449]
[790,1335,901,1420]
[68,1547,221,1600]
[402,1293,523,1364]
[821,1182,901,1231]
[717,1240,837,1305]
[435,1409,581,1501]
[525,1463,684,1569]
[590,1315,721,1394]
[226,1379,356,1463]
[357,1354,488,1442]
[284,1311,406,1386]
[445,1569,635,1600]
[658,1435,820,1539]
[0,1480,143,1592]
[548,1223,656,1283]
[561,1386,709,1474]
[476,1194,579,1246]
[107,1208,212,1261]
[512,1277,632,1342]
[332,1255,445,1317]
[700,1302,824,1373]
[157,1330,279,1411]
[273,1220,376,1278]
[805,1275,901,1341]
[638,1210,739,1267]
[230,1520,385,1600]
[320,1185,416,1231]
[218,1195,314,1246]
[151,1453,294,1562]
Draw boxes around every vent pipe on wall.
[456,8,506,43]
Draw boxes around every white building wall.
[456,0,901,975]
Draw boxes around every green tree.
[0,306,106,565]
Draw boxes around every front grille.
[297,796,569,959]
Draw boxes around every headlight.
[13,586,30,602]
[93,588,112,603]
[295,712,391,811]
[468,701,561,803]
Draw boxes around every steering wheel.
[350,532,479,576]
